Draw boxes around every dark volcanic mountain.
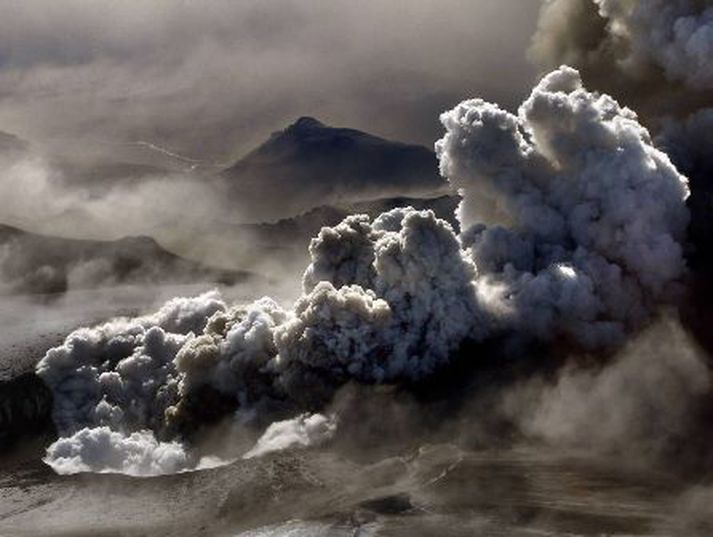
[0,224,251,295]
[222,117,450,222]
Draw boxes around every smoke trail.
[37,67,691,475]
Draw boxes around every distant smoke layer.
[0,222,245,295]
[0,147,234,243]
[606,0,713,89]
[37,68,692,475]
[0,0,538,160]
[540,0,713,84]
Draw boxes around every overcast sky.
[0,0,541,161]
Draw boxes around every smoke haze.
[0,0,539,161]
[3,2,713,535]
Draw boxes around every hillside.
[0,225,251,295]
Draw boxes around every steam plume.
[44,427,191,476]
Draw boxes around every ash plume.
[531,0,713,354]
[658,108,713,259]
[36,291,225,436]
[437,65,689,347]
[530,0,713,117]
[35,67,694,476]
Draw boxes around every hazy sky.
[0,0,541,161]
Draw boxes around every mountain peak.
[289,116,325,131]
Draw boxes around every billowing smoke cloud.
[44,427,191,476]
[282,208,488,387]
[530,0,713,356]
[36,67,692,475]
[437,65,689,347]
[36,292,225,475]
[36,291,225,434]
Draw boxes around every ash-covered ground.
[2,442,707,537]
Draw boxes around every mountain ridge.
[0,223,252,295]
